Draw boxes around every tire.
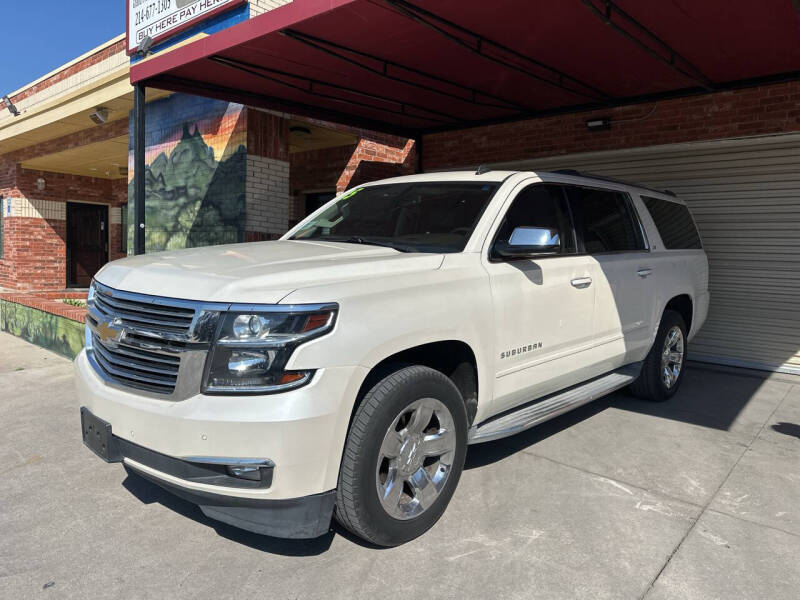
[335,365,468,546]
[629,310,688,402]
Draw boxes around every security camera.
[137,35,154,56]
[89,107,109,125]
[2,95,19,116]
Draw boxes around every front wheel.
[629,310,688,402]
[335,365,468,546]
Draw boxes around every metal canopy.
[130,0,800,137]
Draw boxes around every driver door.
[484,183,599,414]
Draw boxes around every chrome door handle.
[637,268,653,278]
[571,277,592,288]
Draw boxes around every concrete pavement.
[1,331,799,599]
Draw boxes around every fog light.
[227,464,265,481]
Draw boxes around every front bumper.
[81,406,335,538]
[75,350,367,537]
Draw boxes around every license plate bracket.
[80,407,121,462]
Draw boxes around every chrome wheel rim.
[661,326,685,389]
[375,397,457,520]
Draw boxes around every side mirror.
[494,226,560,259]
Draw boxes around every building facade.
[2,0,800,375]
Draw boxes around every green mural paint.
[1,300,84,359]
[128,95,248,253]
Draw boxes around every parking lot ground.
[1,331,799,599]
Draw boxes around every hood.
[94,240,445,303]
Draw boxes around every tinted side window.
[641,195,702,249]
[493,184,575,256]
[566,187,643,253]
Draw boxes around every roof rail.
[473,159,543,174]
[425,165,481,173]
[551,169,677,198]
[430,162,676,197]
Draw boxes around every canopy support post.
[133,83,146,256]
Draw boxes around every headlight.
[202,304,337,394]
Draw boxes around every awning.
[130,0,800,137]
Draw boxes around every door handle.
[637,268,653,278]
[571,277,592,288]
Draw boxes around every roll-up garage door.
[520,133,800,375]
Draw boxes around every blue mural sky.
[2,1,124,93]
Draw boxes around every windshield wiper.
[337,236,416,253]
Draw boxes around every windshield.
[289,182,499,253]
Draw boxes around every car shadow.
[120,367,774,553]
[464,396,614,470]
[465,365,776,469]
[121,469,341,555]
[121,468,389,553]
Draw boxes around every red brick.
[422,81,800,170]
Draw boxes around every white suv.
[76,168,709,546]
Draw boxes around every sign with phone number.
[127,0,246,54]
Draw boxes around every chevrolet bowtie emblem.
[97,319,125,344]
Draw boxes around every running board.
[468,363,642,444]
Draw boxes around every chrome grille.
[85,283,227,399]
[91,333,180,395]
[93,284,196,334]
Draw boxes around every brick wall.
[249,0,292,17]
[109,179,128,261]
[289,127,416,224]
[422,81,800,169]
[246,155,290,239]
[248,110,289,161]
[245,109,290,240]
[0,160,126,291]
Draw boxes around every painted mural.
[1,301,84,359]
[128,94,248,253]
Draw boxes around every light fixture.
[89,107,109,125]
[136,35,154,57]
[36,178,46,191]
[2,95,19,116]
[113,163,129,178]
[585,117,611,131]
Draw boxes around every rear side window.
[566,187,644,253]
[641,195,702,249]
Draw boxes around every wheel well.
[356,341,479,425]
[665,294,693,332]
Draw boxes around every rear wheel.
[630,310,687,402]
[335,365,468,546]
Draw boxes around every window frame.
[291,180,501,254]
[488,182,578,263]
[639,194,702,250]
[562,184,650,256]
